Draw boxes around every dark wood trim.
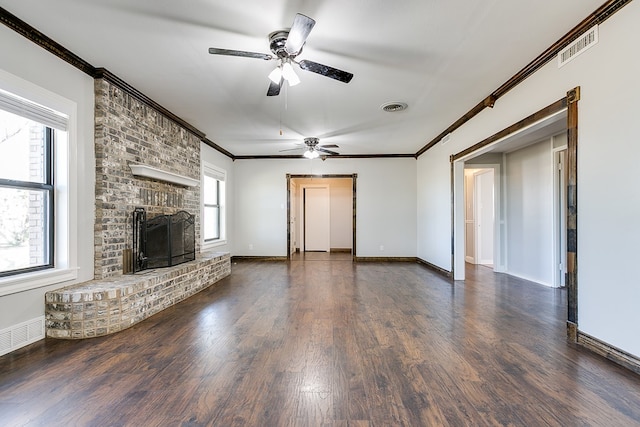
[352,174,357,261]
[0,8,237,159]
[230,256,287,262]
[416,0,632,158]
[0,6,96,76]
[493,0,632,100]
[286,174,357,261]
[355,257,417,263]
[286,174,356,179]
[577,330,640,375]
[202,138,235,159]
[447,84,583,354]
[3,2,631,161]
[416,258,453,279]
[94,68,206,140]
[566,87,579,328]
[416,96,496,157]
[324,154,415,159]
[234,154,415,160]
[450,159,455,277]
[0,10,209,141]
[330,248,352,253]
[451,98,567,161]
[286,174,292,260]
[567,321,578,342]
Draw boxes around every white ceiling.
[1,0,603,156]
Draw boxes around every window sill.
[0,267,78,297]
[202,239,227,251]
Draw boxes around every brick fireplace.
[44,75,231,339]
[94,78,201,278]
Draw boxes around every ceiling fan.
[208,13,354,96]
[280,137,340,158]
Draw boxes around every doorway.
[465,168,495,266]
[289,180,297,255]
[286,174,357,260]
[452,108,568,282]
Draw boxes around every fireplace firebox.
[132,207,195,272]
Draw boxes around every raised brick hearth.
[45,252,230,339]
[43,75,230,339]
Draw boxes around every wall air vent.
[558,25,598,68]
[0,316,44,356]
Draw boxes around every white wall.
[234,158,416,257]
[0,25,95,330]
[505,140,553,285]
[417,1,640,357]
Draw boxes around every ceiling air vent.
[381,102,408,112]
[558,25,598,68]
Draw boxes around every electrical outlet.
[249,244,253,250]
[379,245,384,251]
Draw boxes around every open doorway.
[452,88,580,339]
[464,168,495,267]
[286,174,357,260]
[452,108,568,285]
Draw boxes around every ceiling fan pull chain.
[279,99,283,136]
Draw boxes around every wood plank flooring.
[1,256,640,426]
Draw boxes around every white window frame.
[201,162,226,250]
[0,69,78,296]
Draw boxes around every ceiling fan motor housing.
[269,30,294,58]
[304,137,319,147]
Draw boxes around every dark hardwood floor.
[1,256,639,426]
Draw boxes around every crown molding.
[415,0,633,158]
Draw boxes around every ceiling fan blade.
[267,78,283,96]
[298,60,353,83]
[317,147,339,156]
[319,144,339,149]
[208,47,273,60]
[279,147,305,152]
[285,14,316,55]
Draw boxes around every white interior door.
[475,169,495,266]
[304,187,330,252]
[290,181,297,255]
[554,149,567,287]
[464,171,476,263]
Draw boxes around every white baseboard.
[504,271,553,287]
[0,316,45,356]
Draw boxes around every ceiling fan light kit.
[209,13,353,96]
[280,137,340,158]
[268,65,282,84]
[281,61,300,86]
[303,149,320,159]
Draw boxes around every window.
[0,73,77,293]
[0,91,65,277]
[202,164,226,246]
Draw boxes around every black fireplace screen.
[132,207,195,272]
